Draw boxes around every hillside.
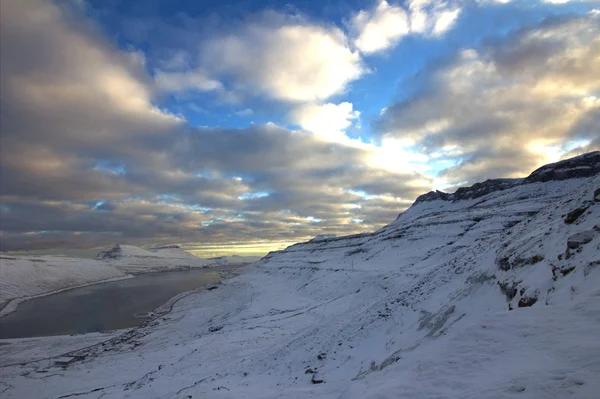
[97,244,260,273]
[2,152,599,399]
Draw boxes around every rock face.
[564,207,587,224]
[416,151,600,203]
[415,179,521,203]
[525,151,600,183]
[96,244,123,260]
[567,231,596,249]
[309,235,337,242]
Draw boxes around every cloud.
[350,1,462,54]
[154,70,222,92]
[156,13,365,103]
[235,108,254,117]
[290,102,360,141]
[408,0,461,36]
[5,0,595,252]
[376,15,600,185]
[431,8,461,36]
[350,1,410,54]
[0,0,428,251]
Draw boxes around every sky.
[0,0,599,257]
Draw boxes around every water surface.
[0,268,230,339]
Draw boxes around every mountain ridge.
[414,151,599,203]
[2,151,599,399]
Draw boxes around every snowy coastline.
[0,247,259,317]
[1,154,599,398]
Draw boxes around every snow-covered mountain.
[96,244,259,273]
[2,152,599,399]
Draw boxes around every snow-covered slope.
[96,244,259,273]
[0,256,127,315]
[2,152,599,399]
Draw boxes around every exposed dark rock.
[415,179,521,203]
[208,326,223,333]
[525,151,600,183]
[452,179,522,201]
[311,375,324,384]
[531,255,544,264]
[567,231,596,249]
[308,235,337,242]
[497,281,519,301]
[152,245,182,250]
[561,266,576,276]
[594,188,600,201]
[414,190,452,203]
[498,257,511,271]
[466,273,496,284]
[518,296,537,308]
[346,247,368,256]
[305,369,314,374]
[498,255,545,271]
[564,207,587,224]
[414,152,600,204]
[206,285,219,291]
[531,255,544,265]
[96,244,123,260]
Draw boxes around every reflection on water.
[0,268,226,339]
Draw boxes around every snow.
[0,332,122,367]
[0,246,259,317]
[0,256,128,316]
[0,160,598,398]
[97,244,259,273]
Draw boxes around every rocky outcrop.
[525,151,600,183]
[415,179,521,203]
[564,207,587,224]
[96,244,123,260]
[308,235,337,242]
[567,231,596,249]
[415,152,599,204]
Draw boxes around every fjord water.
[0,268,225,339]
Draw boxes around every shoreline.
[0,264,249,368]
[0,263,252,319]
[0,275,135,318]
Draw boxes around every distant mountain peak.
[524,151,600,183]
[415,151,599,204]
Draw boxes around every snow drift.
[2,152,599,399]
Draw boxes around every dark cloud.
[0,0,425,251]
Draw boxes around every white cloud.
[200,21,365,103]
[235,108,254,117]
[350,1,462,55]
[378,16,600,184]
[154,70,222,92]
[351,1,410,54]
[432,8,461,36]
[408,0,462,35]
[291,102,360,141]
